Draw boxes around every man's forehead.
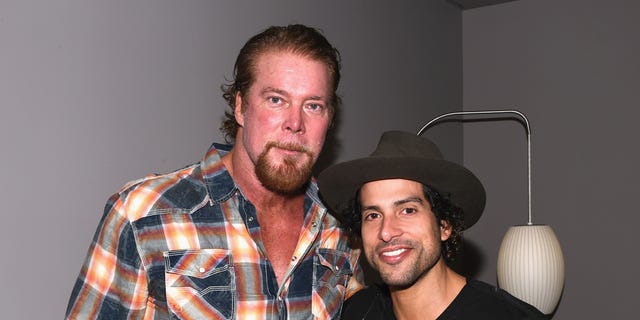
[359,179,426,203]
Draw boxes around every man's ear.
[440,220,452,241]
[234,92,245,126]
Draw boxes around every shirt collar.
[200,142,236,204]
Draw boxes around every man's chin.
[381,274,418,290]
[256,163,312,195]
[273,151,315,168]
[255,144,315,194]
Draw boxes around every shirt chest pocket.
[312,248,354,318]
[315,248,353,285]
[163,249,235,320]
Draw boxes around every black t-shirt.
[341,279,548,320]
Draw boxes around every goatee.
[255,142,314,195]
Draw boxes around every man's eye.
[306,103,325,113]
[402,208,417,215]
[269,97,282,104]
[363,212,381,221]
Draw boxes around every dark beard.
[255,142,314,195]
[371,239,441,289]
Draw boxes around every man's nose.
[283,105,304,134]
[379,215,402,243]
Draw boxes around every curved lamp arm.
[419,110,564,315]
[417,110,533,225]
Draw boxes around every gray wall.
[0,0,462,318]
[462,0,639,318]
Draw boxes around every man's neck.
[221,146,306,285]
[390,259,466,320]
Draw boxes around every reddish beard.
[255,142,314,195]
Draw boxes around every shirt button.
[199,267,206,273]
[248,216,254,222]
[291,256,297,261]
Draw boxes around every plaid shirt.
[66,143,364,319]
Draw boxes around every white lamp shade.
[497,225,565,314]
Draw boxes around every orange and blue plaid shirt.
[66,143,364,319]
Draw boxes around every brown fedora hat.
[317,130,486,230]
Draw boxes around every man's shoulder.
[115,162,207,220]
[442,279,548,320]
[121,141,229,195]
[122,162,199,188]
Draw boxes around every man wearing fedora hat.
[318,131,546,319]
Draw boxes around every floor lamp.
[417,110,565,315]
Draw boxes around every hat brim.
[318,156,486,230]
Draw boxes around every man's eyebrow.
[260,87,286,96]
[306,95,325,101]
[260,87,326,101]
[394,197,423,207]
[361,197,423,212]
[361,204,381,212]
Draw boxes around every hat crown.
[317,130,486,231]
[371,131,444,160]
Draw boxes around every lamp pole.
[418,110,564,315]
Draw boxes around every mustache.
[265,141,312,156]
[375,239,415,252]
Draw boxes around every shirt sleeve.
[65,192,151,319]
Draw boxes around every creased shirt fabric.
[66,143,364,320]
